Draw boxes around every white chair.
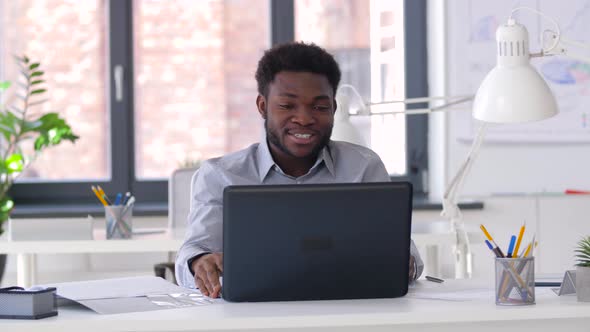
[154,167,198,283]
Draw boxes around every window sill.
[11,202,168,219]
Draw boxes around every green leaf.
[5,153,24,173]
[21,119,43,132]
[30,88,47,95]
[31,79,45,85]
[30,71,44,77]
[0,81,10,91]
[29,62,40,70]
[0,197,14,213]
[23,55,30,63]
[28,99,49,107]
[31,112,79,151]
[0,111,19,140]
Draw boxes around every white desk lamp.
[334,6,589,278]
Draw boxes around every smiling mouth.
[287,131,317,144]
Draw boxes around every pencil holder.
[105,205,133,239]
[495,257,535,305]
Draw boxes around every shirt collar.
[256,140,336,182]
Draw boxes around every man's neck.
[268,144,319,178]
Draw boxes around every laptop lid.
[222,181,413,302]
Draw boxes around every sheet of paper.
[78,297,171,315]
[39,276,194,301]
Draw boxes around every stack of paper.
[39,276,215,314]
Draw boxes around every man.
[175,42,423,296]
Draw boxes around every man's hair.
[255,42,341,98]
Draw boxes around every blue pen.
[114,193,122,206]
[121,192,131,205]
[507,235,517,258]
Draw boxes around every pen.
[121,192,131,205]
[485,240,504,258]
[425,275,444,283]
[512,222,526,258]
[114,193,122,206]
[480,225,505,257]
[507,235,516,258]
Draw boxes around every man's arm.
[362,151,425,281]
[175,161,224,289]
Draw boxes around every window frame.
[10,0,428,211]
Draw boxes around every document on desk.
[406,279,558,302]
[39,276,217,314]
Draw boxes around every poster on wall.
[448,0,590,142]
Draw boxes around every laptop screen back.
[222,181,413,302]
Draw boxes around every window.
[4,0,426,211]
[295,0,407,175]
[293,0,428,189]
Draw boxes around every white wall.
[423,0,590,278]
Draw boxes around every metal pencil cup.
[495,257,535,305]
[105,205,133,239]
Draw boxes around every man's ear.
[256,95,267,119]
[333,98,338,115]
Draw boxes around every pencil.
[91,186,109,207]
[512,222,526,258]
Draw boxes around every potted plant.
[0,55,79,283]
[575,236,590,302]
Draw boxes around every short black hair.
[255,42,341,98]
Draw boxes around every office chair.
[154,167,198,284]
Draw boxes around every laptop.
[222,181,413,302]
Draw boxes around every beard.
[265,117,332,159]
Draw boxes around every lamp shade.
[473,20,558,123]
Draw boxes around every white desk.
[0,229,184,287]
[0,280,588,332]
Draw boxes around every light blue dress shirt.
[175,140,424,288]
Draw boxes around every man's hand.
[409,255,416,281]
[192,253,223,298]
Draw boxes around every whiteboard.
[448,0,590,142]
[443,0,590,196]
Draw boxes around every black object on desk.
[0,286,57,319]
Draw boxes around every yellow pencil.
[96,185,112,205]
[523,235,536,257]
[91,186,109,207]
[512,222,526,258]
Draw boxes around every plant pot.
[0,254,6,285]
[576,266,590,302]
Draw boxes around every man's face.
[257,71,335,161]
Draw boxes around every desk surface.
[0,229,456,255]
[0,280,588,332]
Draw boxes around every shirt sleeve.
[175,161,224,289]
[410,239,424,282]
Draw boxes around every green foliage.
[0,55,79,234]
[575,236,590,267]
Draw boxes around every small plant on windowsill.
[0,55,79,236]
[575,236,590,302]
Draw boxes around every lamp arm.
[542,33,590,63]
[441,122,488,279]
[442,122,488,220]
